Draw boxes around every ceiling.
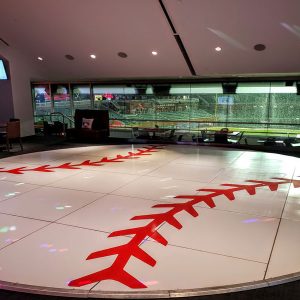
[0,0,300,81]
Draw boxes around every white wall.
[0,45,47,136]
[0,55,14,123]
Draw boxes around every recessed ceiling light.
[37,57,43,61]
[215,47,222,52]
[90,54,96,59]
[151,51,158,55]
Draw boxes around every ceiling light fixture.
[151,51,158,55]
[37,57,43,61]
[90,54,96,59]
[215,47,222,52]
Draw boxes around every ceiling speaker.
[285,81,294,86]
[296,82,300,95]
[153,85,170,95]
[222,82,238,94]
[135,85,147,95]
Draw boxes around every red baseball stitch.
[0,145,164,175]
[68,177,300,289]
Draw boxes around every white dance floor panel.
[0,144,299,298]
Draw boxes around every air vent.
[158,0,196,76]
[0,38,9,47]
[65,54,74,60]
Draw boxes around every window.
[33,84,52,117]
[51,84,71,116]
[72,84,92,112]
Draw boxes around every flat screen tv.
[0,60,8,80]
[218,96,234,105]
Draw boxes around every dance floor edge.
[0,144,300,298]
[1,274,300,298]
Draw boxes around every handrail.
[50,112,74,126]
[34,113,300,139]
[50,112,75,136]
[108,118,300,142]
[109,117,300,127]
[34,114,300,129]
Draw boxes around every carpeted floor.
[0,135,103,159]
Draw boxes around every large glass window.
[32,80,300,134]
[190,84,221,130]
[51,84,71,116]
[72,84,92,112]
[32,84,52,119]
[233,82,270,125]
[269,82,298,125]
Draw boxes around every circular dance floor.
[0,144,300,298]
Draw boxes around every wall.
[0,55,14,122]
[0,45,47,136]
